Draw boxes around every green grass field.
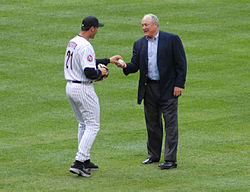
[0,0,249,191]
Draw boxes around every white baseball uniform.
[64,35,100,162]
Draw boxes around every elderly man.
[119,14,187,169]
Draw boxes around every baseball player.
[64,16,122,177]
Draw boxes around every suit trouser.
[144,81,178,162]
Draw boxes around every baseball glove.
[96,64,109,81]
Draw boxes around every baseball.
[118,59,125,65]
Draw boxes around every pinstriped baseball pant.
[66,81,100,162]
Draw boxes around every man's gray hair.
[143,14,159,25]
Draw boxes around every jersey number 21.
[65,50,73,70]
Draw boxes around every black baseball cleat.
[158,161,177,170]
[69,160,91,177]
[83,159,99,170]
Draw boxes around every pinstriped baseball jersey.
[64,35,96,82]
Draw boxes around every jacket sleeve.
[173,35,187,88]
[123,41,140,75]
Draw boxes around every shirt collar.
[146,31,159,41]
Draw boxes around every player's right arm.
[96,55,123,66]
[96,58,110,66]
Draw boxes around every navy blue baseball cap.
[81,16,104,29]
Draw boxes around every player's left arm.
[82,46,104,80]
[84,68,102,80]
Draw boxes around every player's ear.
[90,26,95,32]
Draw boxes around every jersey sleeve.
[81,45,96,70]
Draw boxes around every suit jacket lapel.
[157,31,162,72]
[142,36,148,71]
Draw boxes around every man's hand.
[173,87,183,97]
[116,59,127,68]
[109,55,123,64]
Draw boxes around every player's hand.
[109,55,123,64]
[173,87,183,97]
[99,66,109,76]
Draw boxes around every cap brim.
[98,23,104,27]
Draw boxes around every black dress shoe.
[142,158,159,164]
[158,161,177,169]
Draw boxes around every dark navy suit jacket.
[123,30,187,104]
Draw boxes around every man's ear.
[90,26,95,32]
